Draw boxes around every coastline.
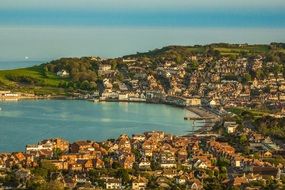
[0,96,222,152]
[0,95,221,135]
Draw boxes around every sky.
[1,0,285,10]
[0,0,284,64]
[0,0,284,27]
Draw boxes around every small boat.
[0,107,2,111]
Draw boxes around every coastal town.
[1,44,285,113]
[1,44,285,189]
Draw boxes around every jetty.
[185,106,220,122]
[184,116,215,121]
[184,106,222,134]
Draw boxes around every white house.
[224,121,238,134]
[105,178,122,189]
[99,64,112,71]
[57,70,69,77]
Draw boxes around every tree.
[239,134,248,144]
[242,73,252,84]
[112,161,121,169]
[80,80,91,90]
[116,169,130,184]
[53,148,63,159]
[32,160,57,180]
[47,180,64,190]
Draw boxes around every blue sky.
[0,0,284,27]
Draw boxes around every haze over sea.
[0,0,285,69]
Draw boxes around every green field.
[0,65,68,95]
[214,45,271,56]
[227,107,272,119]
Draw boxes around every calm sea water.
[0,26,285,69]
[0,60,45,70]
[0,100,200,152]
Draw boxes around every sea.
[0,100,201,152]
[0,26,285,69]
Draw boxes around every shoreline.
[1,94,220,124]
[0,96,221,152]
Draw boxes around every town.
[1,120,285,190]
[1,44,285,189]
[1,44,285,113]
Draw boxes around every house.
[230,176,248,187]
[119,83,129,91]
[163,169,176,178]
[177,148,188,162]
[226,124,238,134]
[25,143,53,154]
[69,162,83,171]
[249,133,264,143]
[99,64,112,72]
[118,93,129,101]
[13,152,26,162]
[143,149,153,157]
[132,176,148,190]
[50,160,68,170]
[175,175,187,185]
[209,99,218,107]
[185,97,202,106]
[53,138,69,152]
[93,158,105,168]
[117,135,131,150]
[188,179,203,190]
[80,159,94,171]
[105,178,122,189]
[193,159,208,169]
[156,177,171,188]
[121,154,135,169]
[57,70,69,77]
[231,156,242,168]
[132,134,145,141]
[138,158,151,169]
[160,160,177,169]
[70,141,94,153]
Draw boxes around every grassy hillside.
[0,65,68,95]
[126,43,284,59]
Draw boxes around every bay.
[0,100,200,152]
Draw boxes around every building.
[132,176,148,190]
[105,178,122,189]
[224,122,238,134]
[57,70,69,77]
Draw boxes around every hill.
[0,43,284,96]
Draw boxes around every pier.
[184,116,215,121]
[184,106,222,134]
